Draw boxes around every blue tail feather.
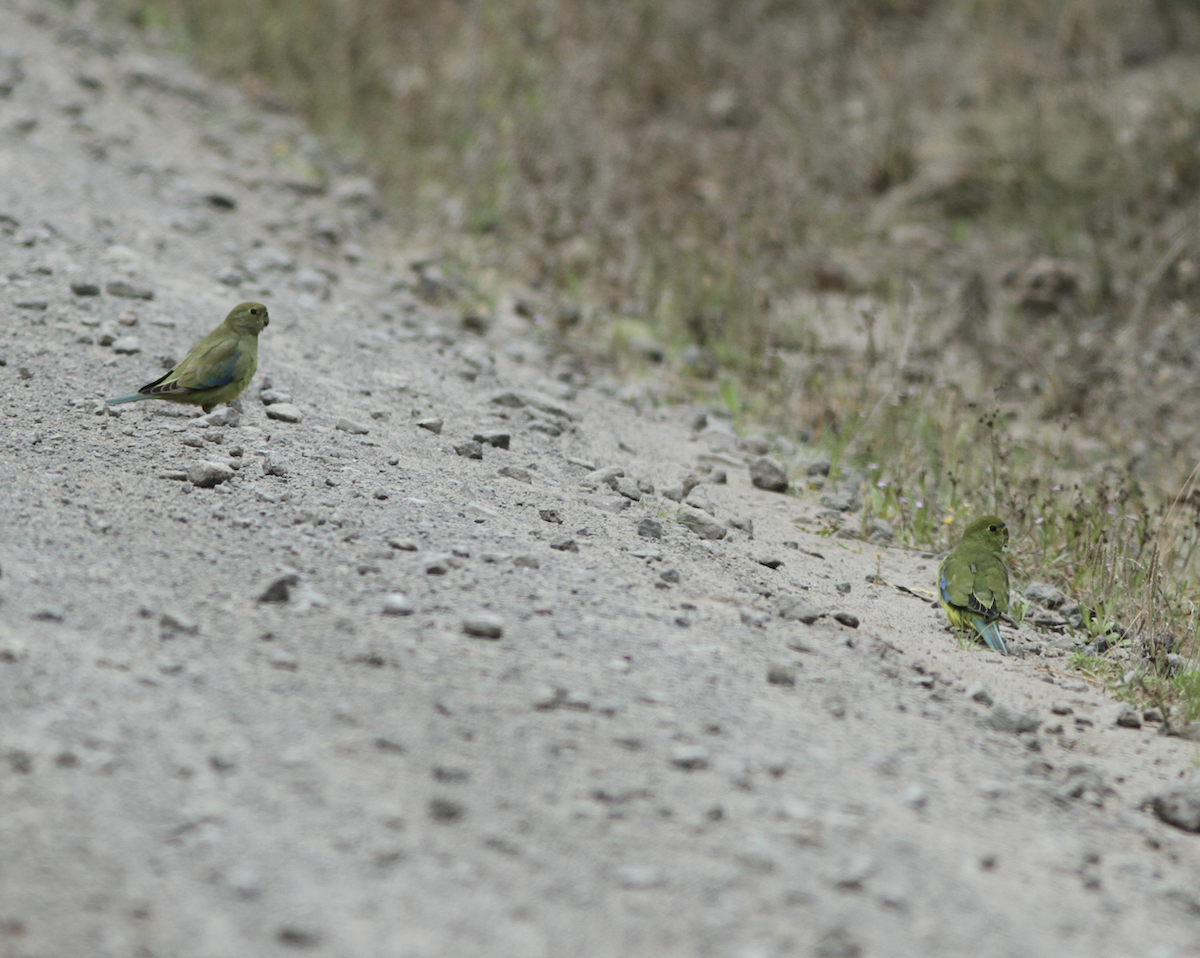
[105,393,147,405]
[973,618,1009,655]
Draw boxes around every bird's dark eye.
[250,308,259,314]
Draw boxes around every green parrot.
[106,302,269,414]
[938,515,1011,655]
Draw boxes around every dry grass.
[103,0,1200,717]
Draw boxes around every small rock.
[835,581,851,594]
[262,456,289,477]
[1025,581,1066,609]
[1114,705,1142,729]
[428,797,465,823]
[387,537,419,551]
[588,494,630,514]
[105,280,154,300]
[757,555,783,569]
[422,553,455,575]
[473,430,510,449]
[669,745,710,770]
[463,612,504,639]
[778,596,821,624]
[683,485,715,515]
[497,465,531,483]
[454,440,483,459]
[583,465,624,489]
[964,682,994,707]
[659,568,680,584]
[833,611,859,629]
[187,461,234,488]
[538,509,563,524]
[676,507,725,539]
[382,594,414,616]
[265,403,303,423]
[159,610,199,635]
[987,703,1039,734]
[727,515,753,534]
[335,418,370,435]
[614,476,642,501]
[111,336,141,354]
[259,388,292,405]
[70,281,100,296]
[514,554,540,569]
[1153,783,1200,832]
[749,456,789,493]
[767,664,796,687]
[637,518,663,539]
[549,537,578,552]
[740,607,769,628]
[258,574,299,603]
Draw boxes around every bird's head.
[964,515,1009,548]
[226,301,270,334]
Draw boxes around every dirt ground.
[1,2,1200,956]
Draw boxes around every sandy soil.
[1,2,1199,956]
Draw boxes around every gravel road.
[2,2,1200,956]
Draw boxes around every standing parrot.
[938,515,1011,655]
[106,302,269,414]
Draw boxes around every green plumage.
[938,515,1011,655]
[106,302,269,414]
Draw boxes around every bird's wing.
[143,338,240,396]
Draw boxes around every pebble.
[335,418,370,435]
[669,745,710,770]
[70,281,100,296]
[259,388,292,405]
[111,336,141,354]
[454,440,483,459]
[749,456,789,492]
[187,460,234,488]
[727,515,753,534]
[1153,780,1200,832]
[473,430,510,449]
[583,466,624,489]
[514,554,540,569]
[549,537,578,552]
[382,594,414,616]
[106,280,154,300]
[387,537,419,551]
[683,486,715,515]
[778,596,821,624]
[463,612,504,639]
[265,403,303,423]
[767,663,796,687]
[637,518,663,539]
[428,797,465,823]
[659,568,680,584]
[1114,705,1142,729]
[497,466,531,483]
[740,607,769,628]
[588,494,630,514]
[676,507,725,539]
[614,476,642,501]
[262,455,289,477]
[964,682,994,707]
[258,574,299,603]
[987,703,1039,734]
[538,509,563,524]
[835,581,851,594]
[833,611,859,629]
[756,555,783,569]
[423,553,456,575]
[159,610,199,635]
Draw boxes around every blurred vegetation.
[100,0,1200,718]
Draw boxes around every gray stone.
[549,537,578,552]
[669,745,710,770]
[1154,783,1200,832]
[1025,580,1066,609]
[473,430,510,449]
[683,486,715,515]
[416,417,443,433]
[614,476,642,501]
[637,518,663,539]
[111,336,141,354]
[987,703,1039,734]
[265,403,303,423]
[833,611,859,629]
[463,612,504,639]
[262,455,288,477]
[187,460,234,488]
[767,663,795,687]
[749,456,789,492]
[258,574,299,603]
[757,555,783,569]
[583,465,624,489]
[1114,705,1142,729]
[588,494,630,514]
[106,280,154,300]
[964,682,994,707]
[382,594,414,616]
[677,507,725,539]
[497,465,532,483]
[335,418,370,435]
[778,596,821,624]
[454,440,483,459]
[259,388,292,405]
